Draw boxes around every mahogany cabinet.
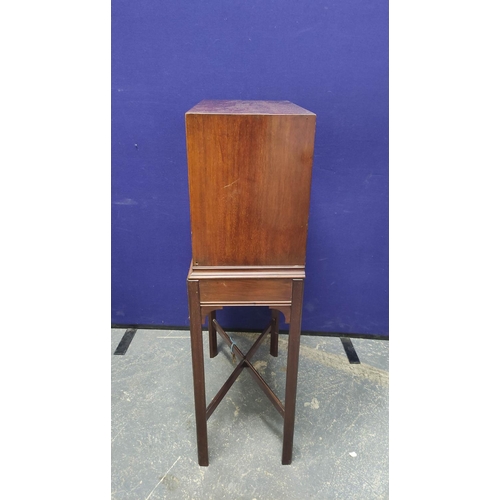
[185,100,316,465]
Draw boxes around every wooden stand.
[185,100,316,465]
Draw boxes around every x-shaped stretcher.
[206,318,285,420]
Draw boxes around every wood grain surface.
[186,101,316,267]
[199,278,292,303]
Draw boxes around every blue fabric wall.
[112,0,388,336]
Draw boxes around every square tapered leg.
[187,279,209,466]
[270,309,279,357]
[281,279,304,465]
[208,310,218,358]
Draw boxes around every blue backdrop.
[112,0,388,336]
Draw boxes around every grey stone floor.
[111,328,388,499]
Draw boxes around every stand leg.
[282,279,304,465]
[187,280,209,466]
[270,309,279,357]
[208,310,218,358]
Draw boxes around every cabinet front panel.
[186,113,315,267]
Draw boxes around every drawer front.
[199,279,292,303]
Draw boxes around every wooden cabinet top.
[186,100,315,116]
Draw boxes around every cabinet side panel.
[186,113,315,266]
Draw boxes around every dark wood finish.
[187,279,209,466]
[207,320,284,419]
[199,278,292,303]
[282,279,305,465]
[206,321,274,420]
[186,100,316,267]
[212,319,245,360]
[185,100,315,466]
[246,323,272,361]
[246,360,285,418]
[192,263,300,323]
[208,310,217,358]
[270,309,279,357]
[212,319,272,364]
[206,359,246,420]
